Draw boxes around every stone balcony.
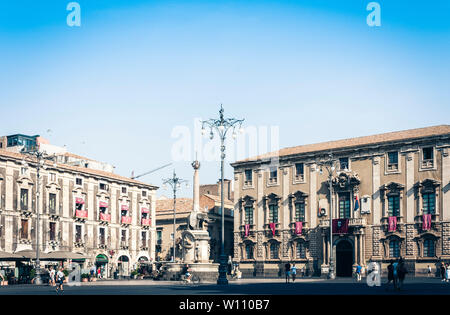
[320,218,366,228]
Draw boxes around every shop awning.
[14,250,51,260]
[45,251,87,260]
[95,254,108,263]
[0,251,25,261]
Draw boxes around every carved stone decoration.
[234,232,240,259]
[282,230,290,258]
[406,224,415,256]
[257,231,264,258]
[373,226,381,256]
[332,171,361,191]
[443,223,450,256]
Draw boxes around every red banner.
[388,216,397,232]
[422,214,432,230]
[295,221,303,235]
[141,218,151,226]
[269,223,276,236]
[244,224,250,237]
[141,207,149,213]
[99,212,111,222]
[332,219,349,234]
[99,201,108,208]
[121,205,129,211]
[75,197,84,204]
[121,216,132,224]
[75,209,88,218]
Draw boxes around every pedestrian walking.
[355,264,362,282]
[385,260,395,290]
[55,268,65,293]
[49,266,56,287]
[440,262,446,281]
[392,259,399,290]
[97,266,101,279]
[427,265,432,277]
[446,264,450,283]
[397,258,408,290]
[291,264,297,283]
[284,262,291,283]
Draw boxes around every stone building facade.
[0,148,157,277]
[231,125,450,277]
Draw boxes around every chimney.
[191,160,200,212]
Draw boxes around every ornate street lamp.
[21,146,57,285]
[201,104,244,285]
[162,170,188,263]
[317,153,338,280]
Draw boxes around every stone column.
[233,172,241,260]
[372,156,381,225]
[192,160,200,212]
[405,152,415,223]
[282,167,289,231]
[309,164,317,228]
[442,148,450,221]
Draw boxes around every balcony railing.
[422,159,434,168]
[99,212,111,222]
[348,218,366,227]
[121,216,132,225]
[75,209,88,219]
[141,218,151,226]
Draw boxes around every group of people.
[47,266,66,292]
[385,258,408,290]
[284,263,306,283]
[439,262,450,282]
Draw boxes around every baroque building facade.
[0,148,157,278]
[231,125,450,277]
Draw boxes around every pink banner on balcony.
[75,197,84,204]
[99,201,108,208]
[142,218,151,226]
[121,205,129,211]
[422,214,432,230]
[332,219,349,234]
[141,208,149,213]
[100,212,111,222]
[121,216,132,224]
[244,224,250,237]
[269,223,276,236]
[295,221,303,235]
[75,209,88,218]
[388,216,397,232]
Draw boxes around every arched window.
[270,242,279,259]
[389,240,400,258]
[245,243,254,259]
[423,239,435,257]
[296,240,306,259]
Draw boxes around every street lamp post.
[201,105,244,285]
[163,170,188,263]
[21,146,56,285]
[318,153,338,280]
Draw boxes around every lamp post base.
[217,254,228,285]
[34,270,43,285]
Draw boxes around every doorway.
[336,240,353,277]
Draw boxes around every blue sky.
[1,0,449,197]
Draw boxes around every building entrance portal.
[336,240,353,277]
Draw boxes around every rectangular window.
[20,189,29,210]
[157,231,162,241]
[387,152,399,171]
[21,167,28,175]
[49,222,56,241]
[50,173,56,182]
[49,193,56,214]
[141,231,147,246]
[246,244,253,259]
[339,158,349,170]
[295,163,304,180]
[20,219,28,239]
[422,147,434,168]
[269,168,278,183]
[122,187,127,194]
[295,202,305,222]
[244,206,254,225]
[296,241,306,259]
[268,204,278,223]
[99,183,108,191]
[244,169,253,185]
[75,225,82,243]
[270,243,279,259]
[121,230,127,242]
[99,228,105,245]
[142,190,147,197]
[338,193,351,218]
[423,193,436,215]
[388,195,400,217]
[76,178,83,186]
